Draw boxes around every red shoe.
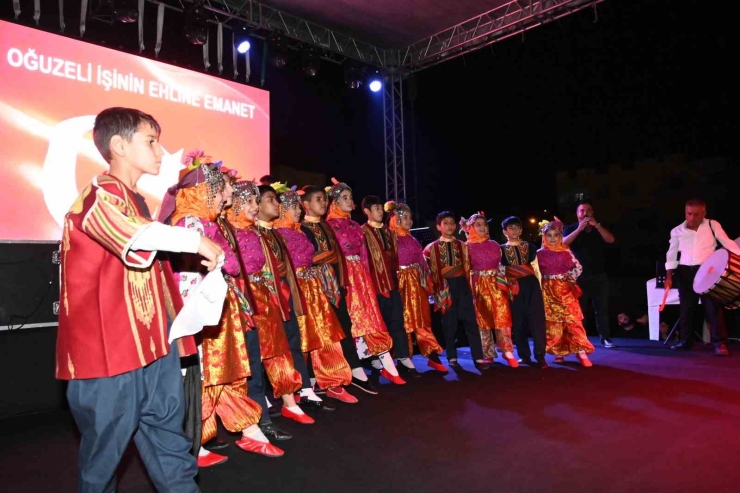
[427,359,449,373]
[197,451,228,467]
[281,406,315,424]
[327,387,358,403]
[380,368,406,385]
[577,352,593,367]
[235,436,284,457]
[502,352,519,368]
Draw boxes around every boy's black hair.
[258,185,276,197]
[93,107,161,163]
[259,175,276,185]
[361,195,383,213]
[300,185,325,203]
[436,211,456,225]
[501,216,522,230]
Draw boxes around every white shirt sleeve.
[665,227,680,271]
[129,222,202,254]
[712,220,740,255]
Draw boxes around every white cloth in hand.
[169,265,227,343]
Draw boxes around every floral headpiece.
[459,211,489,234]
[326,177,351,203]
[539,219,563,235]
[220,166,240,184]
[158,149,225,223]
[232,180,260,215]
[273,182,301,214]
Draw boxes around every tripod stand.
[662,317,707,345]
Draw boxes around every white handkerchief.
[169,267,228,343]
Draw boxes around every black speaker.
[0,242,60,330]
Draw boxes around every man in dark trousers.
[563,202,617,348]
[664,199,739,355]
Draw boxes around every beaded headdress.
[326,177,351,203]
[271,182,300,219]
[232,180,260,215]
[385,201,410,218]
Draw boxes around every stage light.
[344,62,363,89]
[369,79,382,92]
[529,218,536,224]
[237,40,251,54]
[268,33,288,68]
[302,49,320,77]
[184,1,208,46]
[114,0,138,23]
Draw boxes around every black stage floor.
[2,338,740,493]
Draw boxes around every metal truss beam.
[181,0,396,68]
[383,74,406,203]
[400,0,604,72]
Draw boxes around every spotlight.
[237,40,251,54]
[302,49,320,77]
[344,62,363,89]
[114,0,138,23]
[184,1,208,46]
[367,70,383,92]
[268,33,288,68]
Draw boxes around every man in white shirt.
[665,199,740,355]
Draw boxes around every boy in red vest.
[56,107,222,492]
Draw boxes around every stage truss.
[383,74,406,203]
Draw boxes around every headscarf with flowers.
[539,219,569,252]
[158,149,225,225]
[459,212,490,244]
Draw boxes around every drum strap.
[709,220,721,252]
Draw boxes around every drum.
[693,249,740,308]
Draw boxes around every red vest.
[56,175,195,380]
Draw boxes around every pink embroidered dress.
[327,217,392,356]
[278,226,351,389]
[536,248,594,356]
[233,226,302,397]
[467,240,514,354]
[396,234,443,357]
[173,216,247,387]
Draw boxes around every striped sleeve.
[81,187,157,268]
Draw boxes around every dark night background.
[1,0,735,321]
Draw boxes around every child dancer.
[273,184,357,403]
[537,220,595,366]
[460,213,518,368]
[386,202,448,373]
[57,108,203,491]
[362,195,419,377]
[160,151,282,463]
[500,216,549,368]
[326,179,405,385]
[424,211,491,370]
